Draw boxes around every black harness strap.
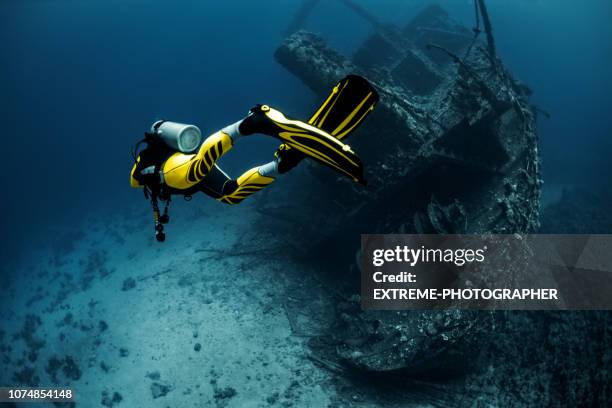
[150,190,171,242]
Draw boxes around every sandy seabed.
[0,198,337,407]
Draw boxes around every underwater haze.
[1,0,611,258]
[1,1,612,406]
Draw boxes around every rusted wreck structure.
[268,1,541,366]
[266,3,609,406]
[274,3,540,242]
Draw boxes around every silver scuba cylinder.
[151,120,202,153]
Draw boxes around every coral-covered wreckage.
[263,2,610,405]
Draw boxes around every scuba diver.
[130,75,379,242]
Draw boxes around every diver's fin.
[251,105,365,184]
[309,74,379,140]
[273,75,378,178]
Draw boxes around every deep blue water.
[1,0,611,258]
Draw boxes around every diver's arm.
[130,149,166,189]
[130,159,143,188]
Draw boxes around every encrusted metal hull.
[267,9,606,400]
[274,6,540,241]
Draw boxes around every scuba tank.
[150,120,202,153]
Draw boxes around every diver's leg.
[217,159,280,205]
[162,122,248,190]
[195,164,233,199]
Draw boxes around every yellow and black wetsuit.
[130,75,379,205]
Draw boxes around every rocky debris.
[46,281,73,313]
[99,320,108,332]
[78,249,112,290]
[213,386,237,401]
[282,380,301,402]
[194,342,202,352]
[46,355,82,383]
[101,390,123,407]
[150,381,174,399]
[18,314,45,357]
[62,356,81,380]
[59,312,73,327]
[45,256,112,314]
[100,361,111,373]
[207,369,237,406]
[55,313,101,335]
[145,373,175,400]
[119,348,129,357]
[121,277,136,291]
[9,314,45,369]
[12,366,39,386]
[78,321,94,332]
[266,392,280,405]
